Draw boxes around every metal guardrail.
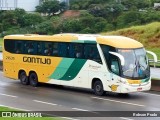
[149,59,160,68]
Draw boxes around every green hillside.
[102,22,160,60]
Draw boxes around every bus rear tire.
[29,72,38,87]
[93,81,104,96]
[19,71,29,85]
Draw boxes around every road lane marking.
[61,117,80,120]
[33,100,57,106]
[138,92,160,97]
[91,97,145,107]
[0,93,18,98]
[72,107,89,111]
[72,107,99,115]
[120,117,134,120]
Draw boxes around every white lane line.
[138,92,160,97]
[91,97,145,107]
[72,107,89,111]
[120,117,134,120]
[0,104,30,111]
[0,93,18,98]
[61,117,80,120]
[33,100,57,106]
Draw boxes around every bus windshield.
[118,48,150,79]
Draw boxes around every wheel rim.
[31,75,36,84]
[21,75,26,82]
[30,73,38,86]
[96,85,101,92]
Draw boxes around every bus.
[3,34,157,96]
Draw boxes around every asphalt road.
[0,72,160,120]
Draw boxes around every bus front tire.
[19,71,29,85]
[93,81,104,96]
[29,72,38,87]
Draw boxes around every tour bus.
[3,34,157,95]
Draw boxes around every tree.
[0,10,18,31]
[23,13,43,27]
[14,8,26,27]
[36,0,66,16]
[121,0,152,10]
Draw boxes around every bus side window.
[110,56,120,75]
[4,40,15,53]
[84,44,102,64]
[37,42,43,55]
[44,42,53,56]
[68,43,75,58]
[101,45,120,75]
[15,41,23,54]
[52,43,58,56]
[58,43,68,57]
[74,44,83,59]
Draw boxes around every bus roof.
[4,33,143,49]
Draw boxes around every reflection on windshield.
[118,48,150,79]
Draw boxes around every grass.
[102,22,160,60]
[0,106,61,120]
[152,78,160,81]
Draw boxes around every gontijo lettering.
[23,56,51,65]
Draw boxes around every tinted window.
[4,39,101,64]
[24,41,36,54]
[69,43,84,58]
[100,45,120,75]
[84,44,102,63]
[4,40,15,53]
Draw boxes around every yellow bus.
[3,34,157,95]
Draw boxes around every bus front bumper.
[120,81,151,93]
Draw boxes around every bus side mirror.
[146,51,157,63]
[109,51,125,66]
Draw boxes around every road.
[0,72,160,120]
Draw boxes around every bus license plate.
[137,88,142,91]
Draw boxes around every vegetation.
[0,0,160,36]
[0,106,60,120]
[102,22,160,60]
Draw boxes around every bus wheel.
[29,72,38,87]
[93,81,104,96]
[19,71,29,85]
